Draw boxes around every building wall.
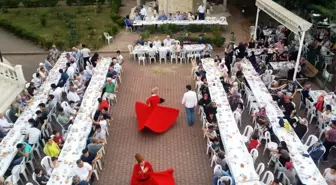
[158,0,198,14]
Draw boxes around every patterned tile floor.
[95,61,213,185]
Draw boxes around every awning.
[256,0,312,35]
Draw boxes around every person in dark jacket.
[57,69,69,87]
[198,93,211,108]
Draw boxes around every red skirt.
[135,102,179,133]
[131,169,175,185]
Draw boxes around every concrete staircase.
[0,57,26,113]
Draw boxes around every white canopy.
[255,0,312,35]
[254,0,313,81]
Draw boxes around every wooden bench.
[302,61,318,78]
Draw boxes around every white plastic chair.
[256,162,265,176]
[304,135,318,148]
[242,125,253,143]
[187,51,195,62]
[250,26,255,38]
[127,45,135,60]
[125,22,133,32]
[170,51,178,64]
[5,109,12,122]
[261,171,274,185]
[233,111,242,127]
[103,32,113,44]
[217,176,233,185]
[11,166,23,185]
[32,172,40,185]
[159,50,167,64]
[41,156,53,176]
[250,148,259,163]
[137,52,146,65]
[263,131,278,155]
[277,172,291,185]
[148,51,157,64]
[178,51,186,64]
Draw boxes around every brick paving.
[95,61,212,185]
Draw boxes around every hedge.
[0,19,65,49]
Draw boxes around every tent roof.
[256,0,312,34]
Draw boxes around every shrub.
[39,0,58,7]
[0,0,20,8]
[40,15,47,27]
[107,24,119,36]
[212,37,225,47]
[22,0,40,7]
[98,0,105,4]
[140,30,150,40]
[66,0,77,6]
[78,0,96,5]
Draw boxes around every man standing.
[182,85,198,126]
[197,4,205,20]
[81,44,91,69]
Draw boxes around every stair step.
[0,78,24,113]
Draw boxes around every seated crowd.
[0,44,124,185]
[193,29,336,184]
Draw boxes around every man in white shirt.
[197,4,205,20]
[74,159,93,182]
[116,50,124,65]
[50,84,63,101]
[26,124,41,145]
[61,101,77,116]
[113,58,121,74]
[181,85,198,126]
[67,86,80,103]
[139,5,147,20]
[0,113,13,135]
[93,125,106,143]
[81,44,91,68]
[163,35,172,47]
[66,63,75,80]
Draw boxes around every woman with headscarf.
[130,153,175,185]
[135,87,179,133]
[234,42,247,59]
[314,94,325,112]
[278,162,297,184]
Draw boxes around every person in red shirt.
[248,132,260,152]
[98,98,109,111]
[52,131,64,148]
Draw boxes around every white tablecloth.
[0,53,68,176]
[241,58,328,185]
[269,61,295,71]
[47,58,112,185]
[133,44,206,55]
[202,58,260,184]
[133,20,228,26]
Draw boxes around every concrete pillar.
[164,0,168,14]
[223,0,227,10]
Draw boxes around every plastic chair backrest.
[250,148,259,161]
[41,156,52,172]
[256,162,265,176]
[243,125,253,138]
[305,135,318,147]
[11,165,21,184]
[261,171,274,185]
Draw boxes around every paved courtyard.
[95,61,213,185]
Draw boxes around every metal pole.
[253,8,260,40]
[0,50,3,63]
[293,31,305,81]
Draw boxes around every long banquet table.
[133,19,228,26]
[240,58,328,185]
[202,58,260,184]
[0,53,68,176]
[46,57,112,185]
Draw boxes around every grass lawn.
[0,5,115,50]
